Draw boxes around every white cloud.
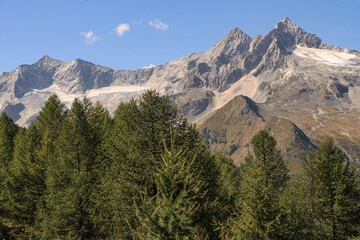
[142,64,156,69]
[149,19,168,30]
[115,23,130,37]
[80,30,101,44]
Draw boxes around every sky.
[0,0,359,73]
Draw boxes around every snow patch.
[292,45,359,66]
[16,85,150,126]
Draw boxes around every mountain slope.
[199,95,316,172]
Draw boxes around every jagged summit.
[277,17,294,26]
[209,27,251,56]
[36,55,62,65]
[73,58,94,65]
[226,27,249,38]
[275,17,300,32]
[265,17,326,50]
[280,17,291,23]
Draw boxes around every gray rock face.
[1,17,360,162]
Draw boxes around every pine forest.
[0,90,359,240]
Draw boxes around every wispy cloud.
[149,19,168,30]
[142,64,156,69]
[115,23,130,37]
[80,30,101,44]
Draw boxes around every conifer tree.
[0,113,18,168]
[35,94,66,233]
[213,153,241,230]
[43,97,109,239]
[0,113,18,238]
[36,93,66,141]
[296,139,360,240]
[96,90,220,238]
[4,94,66,237]
[134,136,209,240]
[226,130,289,239]
[5,124,41,238]
[279,173,317,240]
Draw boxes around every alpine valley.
[1,18,360,171]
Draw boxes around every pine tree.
[279,174,316,240]
[296,139,360,239]
[4,94,66,237]
[5,124,41,238]
[43,97,109,239]
[0,113,18,168]
[226,130,289,239]
[95,90,220,238]
[35,94,67,235]
[0,113,18,238]
[91,100,142,238]
[134,136,209,240]
[213,153,241,233]
[36,93,66,141]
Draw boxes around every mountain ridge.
[1,17,360,165]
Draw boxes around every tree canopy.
[0,92,360,239]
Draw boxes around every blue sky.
[1,0,359,73]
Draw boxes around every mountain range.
[1,17,359,171]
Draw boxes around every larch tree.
[4,94,66,237]
[43,97,110,239]
[5,124,41,238]
[298,139,360,240]
[226,130,289,240]
[95,90,220,239]
[134,135,210,240]
[0,113,18,238]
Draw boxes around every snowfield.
[15,85,150,126]
[292,45,359,66]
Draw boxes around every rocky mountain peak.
[226,27,250,40]
[36,55,61,65]
[267,17,327,51]
[279,17,291,23]
[275,17,300,33]
[207,27,252,64]
[73,58,93,65]
[33,55,62,71]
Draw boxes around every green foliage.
[225,130,289,239]
[134,136,209,240]
[285,139,360,240]
[4,94,67,238]
[0,113,18,168]
[42,97,110,239]
[2,90,360,240]
[94,90,220,239]
[279,174,316,240]
[5,124,41,238]
[213,153,241,228]
[0,113,18,238]
[36,93,66,141]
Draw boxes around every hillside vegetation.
[0,91,359,239]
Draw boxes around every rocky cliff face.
[1,17,359,166]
